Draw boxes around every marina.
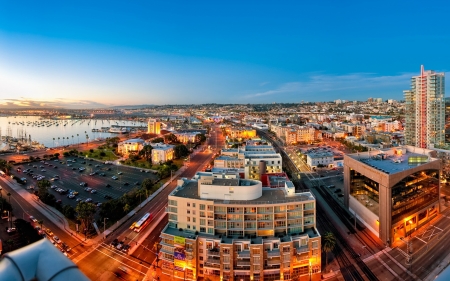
[0,116,148,151]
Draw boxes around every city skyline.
[1,1,450,108]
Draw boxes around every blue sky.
[1,0,449,108]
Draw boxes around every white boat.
[108,127,128,134]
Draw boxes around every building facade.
[117,138,145,157]
[151,143,175,163]
[148,118,161,134]
[161,176,321,281]
[343,145,440,245]
[404,65,445,148]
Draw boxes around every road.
[76,124,225,280]
[0,179,86,259]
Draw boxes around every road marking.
[94,248,149,275]
[434,225,443,231]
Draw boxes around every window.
[200,227,206,232]
[193,203,196,208]
[200,211,205,218]
[187,225,190,229]
[208,228,214,234]
[193,226,196,230]
[200,219,205,226]
[193,218,196,223]
[187,217,190,222]
[187,210,191,214]
[200,204,205,210]
[200,256,203,261]
[192,210,196,215]
[187,202,190,207]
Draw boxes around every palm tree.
[53,137,55,148]
[72,135,74,145]
[123,203,130,213]
[58,137,60,147]
[77,134,79,147]
[322,232,336,273]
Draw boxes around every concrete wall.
[349,196,379,237]
[198,180,262,201]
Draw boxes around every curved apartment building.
[160,176,321,281]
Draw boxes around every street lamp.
[103,217,109,239]
[183,266,187,281]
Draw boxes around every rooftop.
[346,146,439,174]
[171,181,314,204]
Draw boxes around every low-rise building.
[117,138,145,157]
[151,143,175,163]
[306,152,334,169]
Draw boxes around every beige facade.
[148,118,161,134]
[161,177,321,281]
[344,145,440,245]
[239,145,282,180]
[117,138,144,157]
[151,143,175,163]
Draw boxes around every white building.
[306,152,334,169]
[151,143,175,163]
[239,145,282,180]
[117,138,145,157]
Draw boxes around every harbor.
[0,116,148,150]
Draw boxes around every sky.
[1,0,450,109]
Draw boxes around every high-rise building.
[404,65,445,148]
[148,118,161,134]
[160,175,321,280]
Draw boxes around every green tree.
[151,137,164,143]
[195,133,206,143]
[62,205,76,219]
[139,145,153,162]
[164,133,178,144]
[174,144,189,159]
[75,201,97,235]
[14,218,41,244]
[322,232,336,273]
[141,178,154,190]
[37,180,51,199]
[123,203,131,213]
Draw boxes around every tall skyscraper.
[404,65,445,148]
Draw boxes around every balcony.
[206,257,221,265]
[237,250,250,258]
[208,248,221,256]
[267,249,280,257]
[296,245,309,254]
[204,262,220,269]
[267,258,281,266]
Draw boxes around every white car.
[85,198,92,203]
[53,236,61,244]
[29,216,38,223]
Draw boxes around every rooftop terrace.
[172,181,315,204]
[346,146,438,174]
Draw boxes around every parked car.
[116,241,124,250]
[334,189,342,193]
[111,238,119,247]
[53,236,61,244]
[104,195,112,199]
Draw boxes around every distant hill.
[109,104,156,109]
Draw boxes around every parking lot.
[11,156,159,208]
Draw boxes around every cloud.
[242,72,425,102]
[0,98,108,109]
